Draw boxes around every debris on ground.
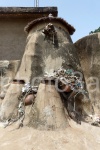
[89,114,100,127]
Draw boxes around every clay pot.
[24,94,35,106]
[61,84,71,92]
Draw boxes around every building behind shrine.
[0,7,58,60]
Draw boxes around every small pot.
[61,84,71,92]
[24,94,35,106]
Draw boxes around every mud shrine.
[0,7,100,130]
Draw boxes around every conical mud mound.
[0,17,93,129]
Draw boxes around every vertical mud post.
[29,81,69,130]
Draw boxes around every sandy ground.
[0,120,100,150]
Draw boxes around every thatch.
[24,17,75,35]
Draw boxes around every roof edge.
[0,7,58,15]
[24,17,75,35]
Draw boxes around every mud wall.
[0,20,84,120]
[74,33,100,113]
[0,18,32,60]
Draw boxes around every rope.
[53,34,54,44]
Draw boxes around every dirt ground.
[0,120,100,150]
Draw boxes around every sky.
[0,0,100,42]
